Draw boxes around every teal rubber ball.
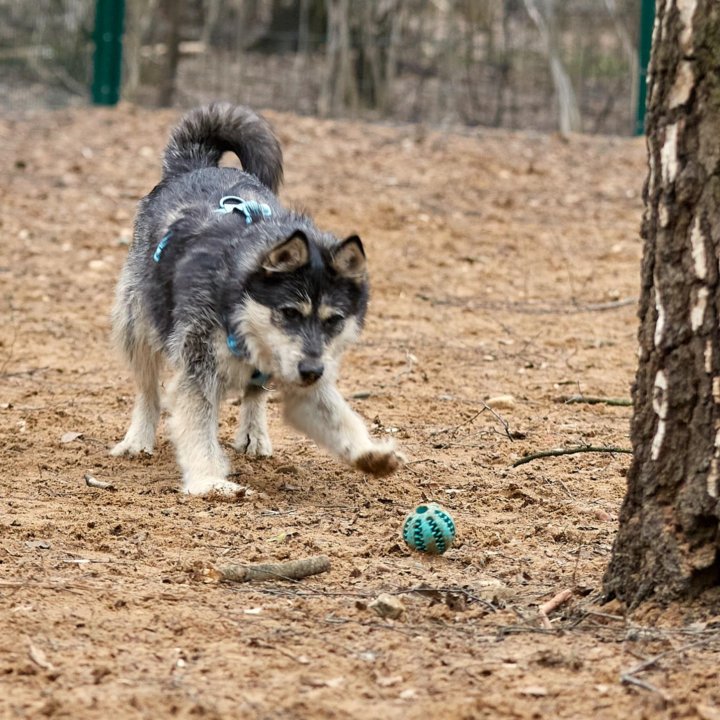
[402,503,456,555]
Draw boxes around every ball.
[402,502,456,555]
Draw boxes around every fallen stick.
[557,395,632,407]
[218,555,331,583]
[512,445,632,468]
[538,588,573,628]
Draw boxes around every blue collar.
[224,323,272,388]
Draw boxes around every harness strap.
[215,195,272,224]
[153,195,272,262]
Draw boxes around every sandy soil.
[1,106,719,720]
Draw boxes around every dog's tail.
[162,103,283,193]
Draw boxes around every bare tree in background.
[522,0,581,133]
[157,0,183,107]
[124,0,160,101]
[0,0,639,132]
[602,0,639,134]
[319,0,357,115]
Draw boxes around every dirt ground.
[1,106,719,720]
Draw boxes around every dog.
[110,103,404,495]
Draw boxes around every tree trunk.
[157,0,182,107]
[603,0,720,605]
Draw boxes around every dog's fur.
[111,103,404,495]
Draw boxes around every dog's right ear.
[262,231,309,274]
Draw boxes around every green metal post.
[91,0,125,105]
[635,0,655,135]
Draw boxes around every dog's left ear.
[262,231,309,273]
[332,235,366,280]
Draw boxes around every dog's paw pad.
[353,448,405,477]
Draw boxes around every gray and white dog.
[111,103,404,495]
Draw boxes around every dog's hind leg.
[167,372,246,495]
[111,341,161,457]
[283,382,405,478]
[234,385,273,457]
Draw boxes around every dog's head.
[233,229,368,387]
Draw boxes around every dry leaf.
[486,394,516,409]
[60,431,83,444]
[697,705,720,720]
[376,675,403,687]
[25,540,51,550]
[28,641,54,671]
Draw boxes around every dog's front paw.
[110,436,154,457]
[233,430,273,458]
[353,445,406,478]
[183,476,253,497]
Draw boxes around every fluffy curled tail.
[162,102,283,193]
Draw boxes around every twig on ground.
[481,402,515,442]
[1,366,51,380]
[429,409,485,438]
[416,294,636,315]
[217,555,331,583]
[429,403,514,443]
[619,638,712,699]
[557,395,632,407]
[249,639,310,664]
[538,589,573,629]
[621,674,669,699]
[512,445,632,467]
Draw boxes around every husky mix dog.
[111,103,404,495]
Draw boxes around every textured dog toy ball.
[402,503,456,555]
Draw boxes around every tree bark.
[157,0,183,107]
[604,0,720,605]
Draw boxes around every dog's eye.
[323,314,344,333]
[280,307,303,322]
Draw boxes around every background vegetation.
[0,0,640,134]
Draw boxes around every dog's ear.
[262,231,309,273]
[332,235,366,280]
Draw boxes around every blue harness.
[153,196,273,387]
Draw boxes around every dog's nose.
[298,360,324,385]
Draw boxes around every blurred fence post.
[634,0,654,135]
[91,0,126,105]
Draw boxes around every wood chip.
[84,474,116,491]
[27,641,54,671]
[368,593,405,620]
